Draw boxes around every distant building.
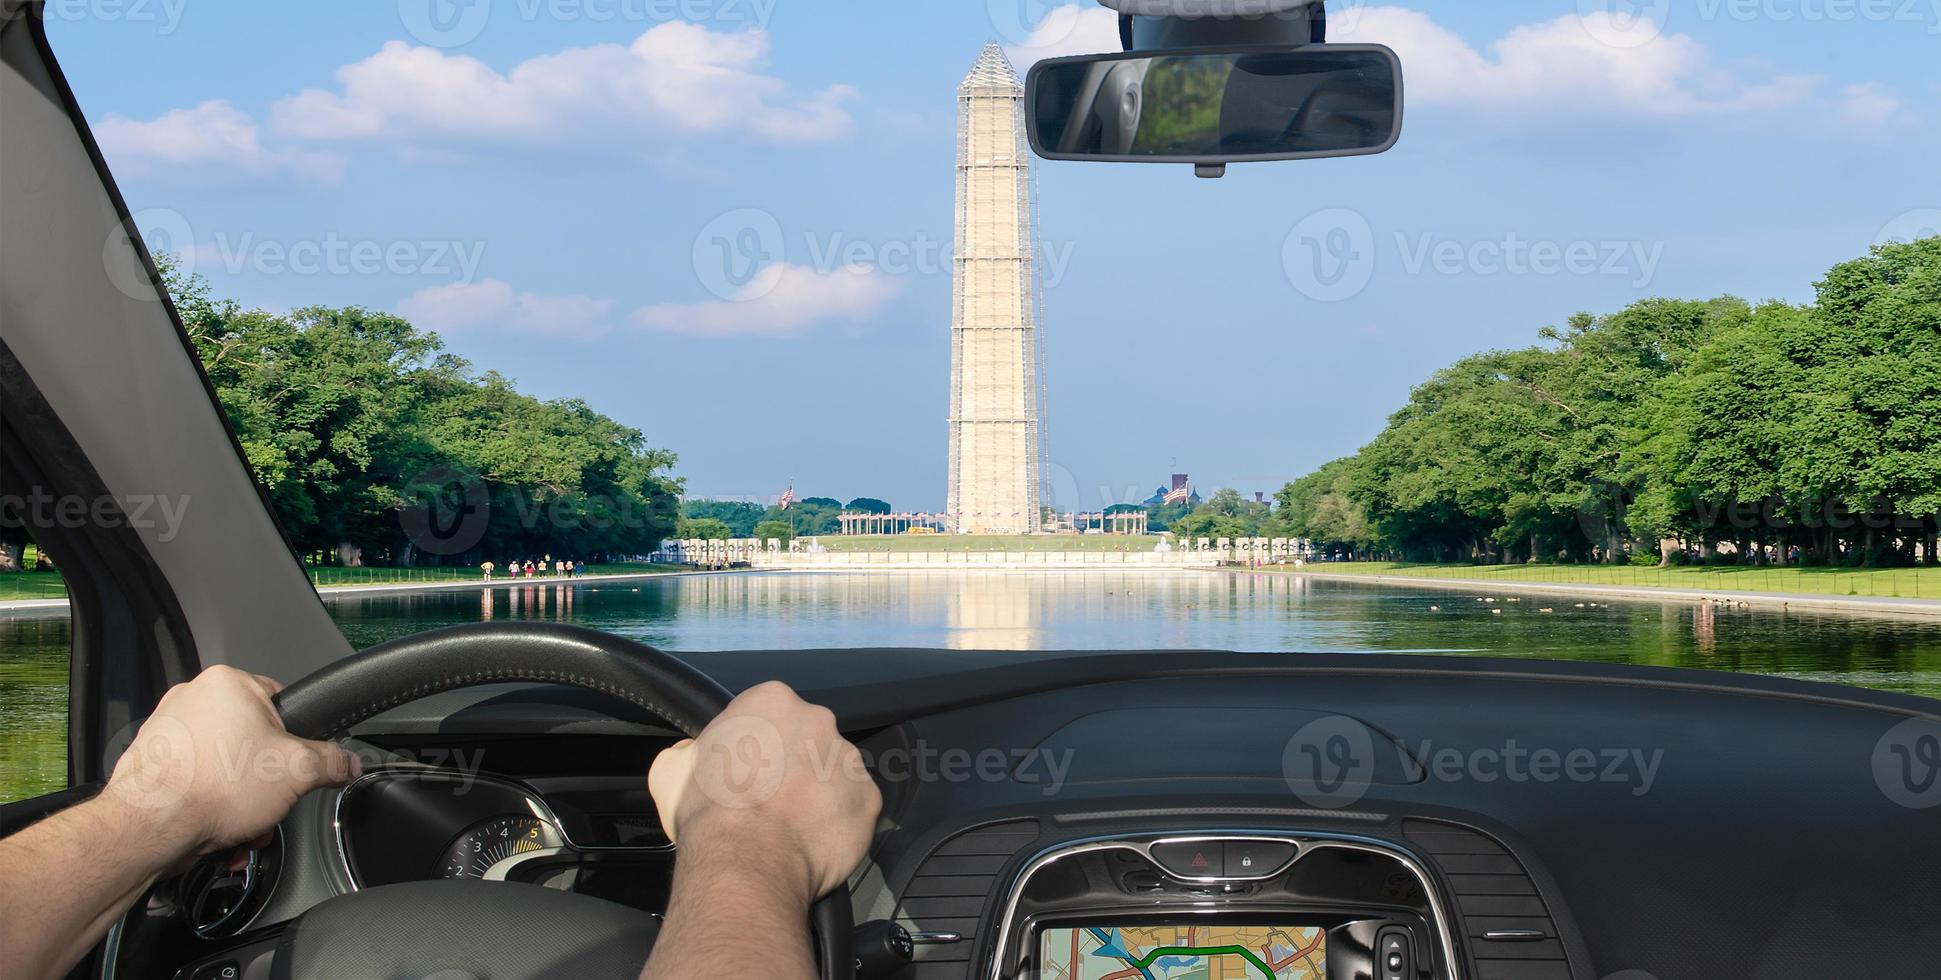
[1144,473,1200,508]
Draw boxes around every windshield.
[14,0,1941,728]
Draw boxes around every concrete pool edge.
[1264,569,1941,618]
[12,564,1941,621]
[0,567,761,618]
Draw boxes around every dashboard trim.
[1144,834,1301,882]
[910,931,966,945]
[983,830,1463,980]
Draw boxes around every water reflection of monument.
[945,574,1039,649]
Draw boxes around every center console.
[987,832,1457,979]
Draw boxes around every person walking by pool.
[562,559,573,577]
[481,560,494,581]
[524,560,535,578]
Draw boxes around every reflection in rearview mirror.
[1027,45,1402,166]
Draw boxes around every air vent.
[893,820,1039,979]
[1403,819,1572,980]
[177,830,280,938]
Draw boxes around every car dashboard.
[112,649,1941,980]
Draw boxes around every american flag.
[1164,485,1190,504]
[779,486,795,510]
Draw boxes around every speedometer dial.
[436,815,563,879]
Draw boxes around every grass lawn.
[1284,561,1941,600]
[0,571,68,602]
[0,545,68,601]
[815,534,1168,553]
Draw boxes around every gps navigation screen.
[1039,924,1326,980]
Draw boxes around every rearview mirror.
[1026,45,1402,168]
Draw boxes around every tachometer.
[436,815,563,879]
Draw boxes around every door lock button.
[1223,840,1296,877]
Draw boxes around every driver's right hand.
[647,681,881,904]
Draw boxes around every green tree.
[1284,239,1941,568]
[1145,499,1192,533]
[1171,488,1267,540]
[161,255,680,567]
[682,499,766,537]
[845,498,893,514]
[1273,459,1373,557]
[752,520,795,545]
[1339,297,1739,564]
[767,497,841,536]
[1635,239,1941,565]
[678,517,732,540]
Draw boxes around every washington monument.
[946,44,1048,535]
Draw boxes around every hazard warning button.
[1148,841,1223,878]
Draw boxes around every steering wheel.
[268,621,855,980]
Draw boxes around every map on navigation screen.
[1038,925,1326,980]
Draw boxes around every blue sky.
[49,0,1941,512]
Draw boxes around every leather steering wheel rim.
[273,620,855,980]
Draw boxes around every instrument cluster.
[334,767,676,910]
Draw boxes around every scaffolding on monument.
[945,43,1048,535]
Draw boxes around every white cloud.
[1003,4,1123,75]
[271,22,857,149]
[397,264,897,342]
[1334,7,1911,130]
[992,4,1908,133]
[632,263,897,337]
[95,101,346,187]
[398,278,617,340]
[1835,82,1915,132]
